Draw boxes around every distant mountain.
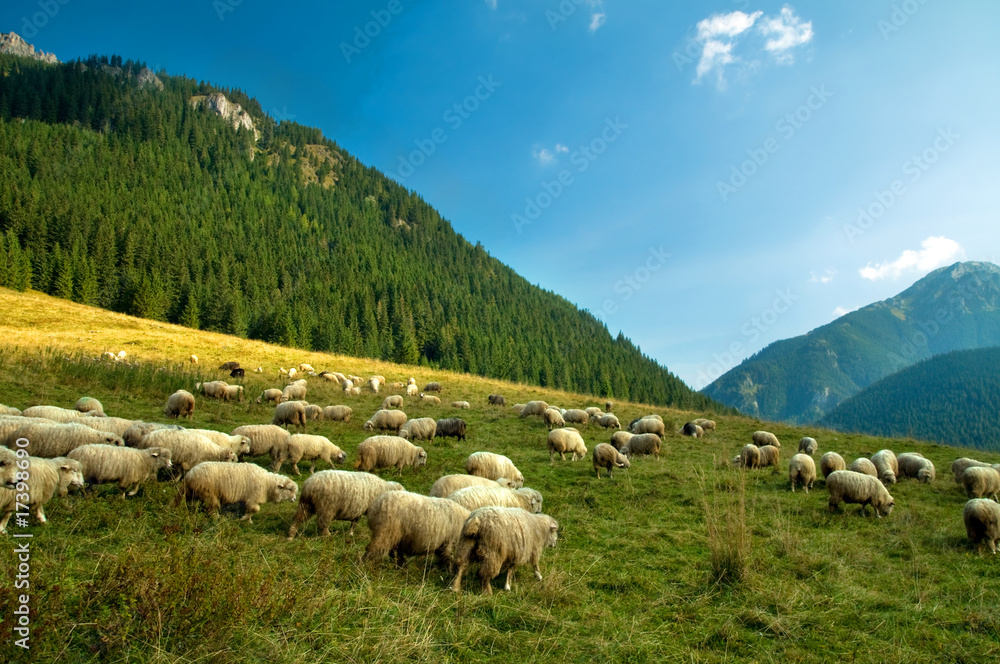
[0,35,721,411]
[819,346,1000,452]
[703,261,1000,423]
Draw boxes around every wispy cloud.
[832,305,853,317]
[859,236,965,281]
[589,12,606,33]
[759,6,813,63]
[485,0,497,9]
[809,269,835,284]
[533,146,555,165]
[555,143,569,153]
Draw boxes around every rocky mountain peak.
[0,32,58,64]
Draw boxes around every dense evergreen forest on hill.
[0,52,718,409]
[819,346,1000,451]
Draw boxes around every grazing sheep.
[758,445,781,470]
[519,401,549,418]
[354,436,427,474]
[596,413,620,429]
[369,378,381,393]
[681,422,704,438]
[407,378,417,385]
[605,400,613,412]
[797,437,818,456]
[429,475,514,498]
[286,434,346,475]
[820,452,846,479]
[451,506,559,594]
[511,404,526,415]
[137,429,237,476]
[303,404,323,421]
[190,354,198,364]
[593,443,630,479]
[364,491,470,566]
[849,458,879,478]
[0,456,84,532]
[789,454,816,493]
[230,424,293,468]
[175,461,298,522]
[752,431,780,448]
[4,422,122,457]
[423,382,442,393]
[406,384,419,397]
[609,431,633,451]
[76,416,141,438]
[964,499,1000,554]
[897,453,935,483]
[465,452,524,488]
[282,383,307,402]
[952,458,1000,484]
[963,467,1000,500]
[164,390,196,419]
[543,408,565,429]
[488,394,506,407]
[187,430,252,456]
[0,405,22,416]
[287,470,404,538]
[123,422,182,447]
[562,409,590,427]
[381,395,404,410]
[288,368,298,380]
[547,427,587,462]
[739,444,761,469]
[826,470,895,517]
[321,405,353,422]
[219,361,240,371]
[692,418,716,431]
[620,433,661,460]
[585,407,603,420]
[68,445,172,497]
[871,450,898,486]
[630,417,665,438]
[419,393,441,405]
[362,409,408,434]
[299,363,315,373]
[198,380,229,400]
[222,385,244,402]
[273,401,307,432]
[435,418,467,441]
[230,368,245,379]
[75,397,105,417]
[22,405,88,423]
[451,401,470,409]
[448,486,543,513]
[399,417,437,443]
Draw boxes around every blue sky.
[3,0,998,389]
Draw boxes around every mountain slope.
[0,43,718,410]
[819,346,1000,451]
[703,261,1000,423]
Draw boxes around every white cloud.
[832,305,853,317]
[485,0,497,9]
[809,269,835,284]
[696,10,762,41]
[859,236,966,281]
[532,146,555,165]
[759,6,813,63]
[555,144,569,153]
[589,12,606,33]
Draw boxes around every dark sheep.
[424,382,442,392]
[219,361,240,371]
[435,418,467,441]
[488,394,506,407]
[230,368,245,378]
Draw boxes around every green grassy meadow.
[0,289,999,663]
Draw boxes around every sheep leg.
[35,506,46,523]
[451,563,467,593]
[503,567,515,592]
[316,510,333,538]
[595,467,601,479]
[126,482,141,497]
[533,561,544,582]
[241,503,260,523]
[549,450,555,464]
[0,511,11,533]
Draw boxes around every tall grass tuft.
[702,467,752,586]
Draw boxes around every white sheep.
[354,435,427,474]
[593,443,630,479]
[164,390,196,419]
[272,401,307,432]
[543,408,565,429]
[175,461,298,522]
[285,434,346,475]
[76,416,141,438]
[67,444,172,497]
[519,401,549,418]
[369,378,381,393]
[797,437,818,456]
[609,431,633,451]
[4,422,123,457]
[451,506,559,594]
[123,422,182,447]
[321,405,353,422]
[137,429,237,476]
[187,430,252,457]
[0,456,84,532]
[230,424,293,468]
[964,499,1000,554]
[399,417,437,442]
[197,380,229,400]
[826,470,895,517]
[429,474,515,498]
[362,409,408,433]
[789,453,816,492]
[465,452,524,487]
[75,396,105,417]
[282,383,307,402]
[21,405,88,423]
[304,404,323,421]
[448,486,543,513]
[298,363,315,373]
[692,418,716,431]
[620,433,661,459]
[752,431,780,448]
[406,384,419,397]
[680,422,704,438]
[963,467,1000,500]
[0,405,22,416]
[585,406,603,420]
[897,452,935,483]
[562,409,590,427]
[419,393,441,405]
[738,443,761,469]
[547,427,587,462]
[451,401,471,409]
[381,395,404,410]
[190,354,198,364]
[287,470,404,538]
[511,404,526,415]
[952,458,1000,484]
[870,449,898,486]
[758,445,781,470]
[0,447,17,489]
[364,490,471,566]
[596,413,621,429]
[629,417,665,438]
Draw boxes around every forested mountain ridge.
[0,41,719,410]
[818,346,1000,451]
[703,261,1000,423]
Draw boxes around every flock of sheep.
[731,431,1000,553]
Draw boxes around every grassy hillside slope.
[0,288,999,663]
